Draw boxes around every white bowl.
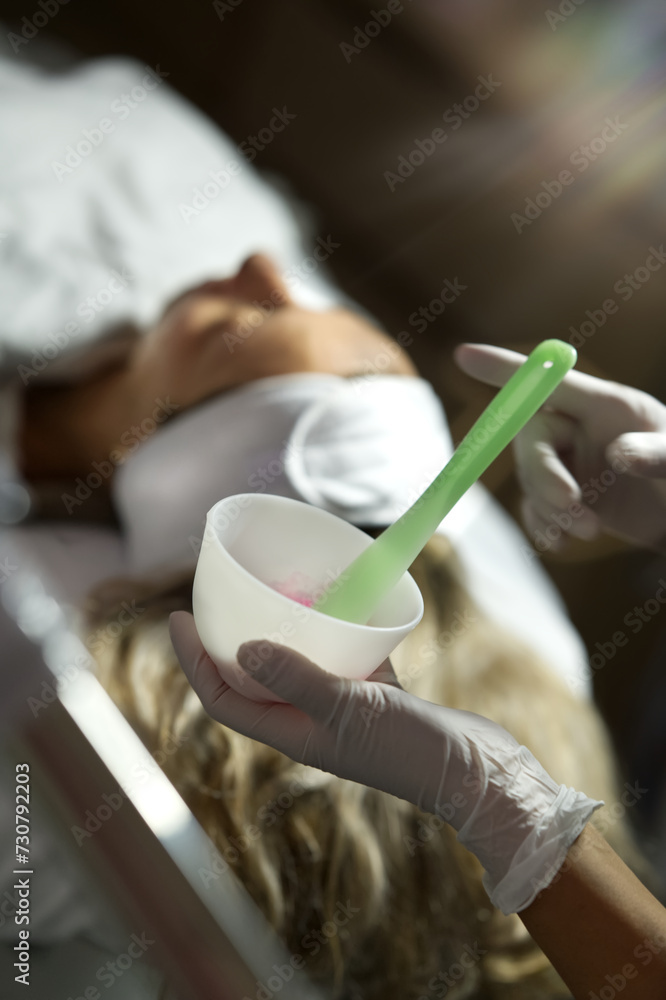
[192,493,423,702]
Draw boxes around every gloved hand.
[170,611,601,915]
[455,343,666,552]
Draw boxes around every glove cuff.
[481,785,603,914]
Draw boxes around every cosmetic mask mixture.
[269,571,317,607]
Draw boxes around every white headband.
[112,373,482,574]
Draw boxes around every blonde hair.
[85,533,642,999]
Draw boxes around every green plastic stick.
[313,339,577,625]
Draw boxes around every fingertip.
[237,639,280,669]
[521,498,566,554]
[168,609,192,632]
[453,342,483,371]
[453,342,478,357]
[605,433,666,478]
[168,610,197,661]
[606,437,630,464]
[530,460,582,510]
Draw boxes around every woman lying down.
[18,257,644,1000]
[1,49,648,999]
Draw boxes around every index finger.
[169,611,305,744]
[453,343,614,420]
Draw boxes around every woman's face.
[129,254,417,411]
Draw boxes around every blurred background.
[3,0,666,792]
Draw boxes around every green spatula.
[313,339,576,625]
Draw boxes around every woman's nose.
[232,253,292,307]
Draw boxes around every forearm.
[520,824,666,999]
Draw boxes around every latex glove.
[455,343,666,552]
[170,611,601,915]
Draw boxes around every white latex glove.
[170,611,601,915]
[455,343,666,553]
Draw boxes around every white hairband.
[112,372,482,574]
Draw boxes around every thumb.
[237,641,349,722]
[606,432,666,478]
